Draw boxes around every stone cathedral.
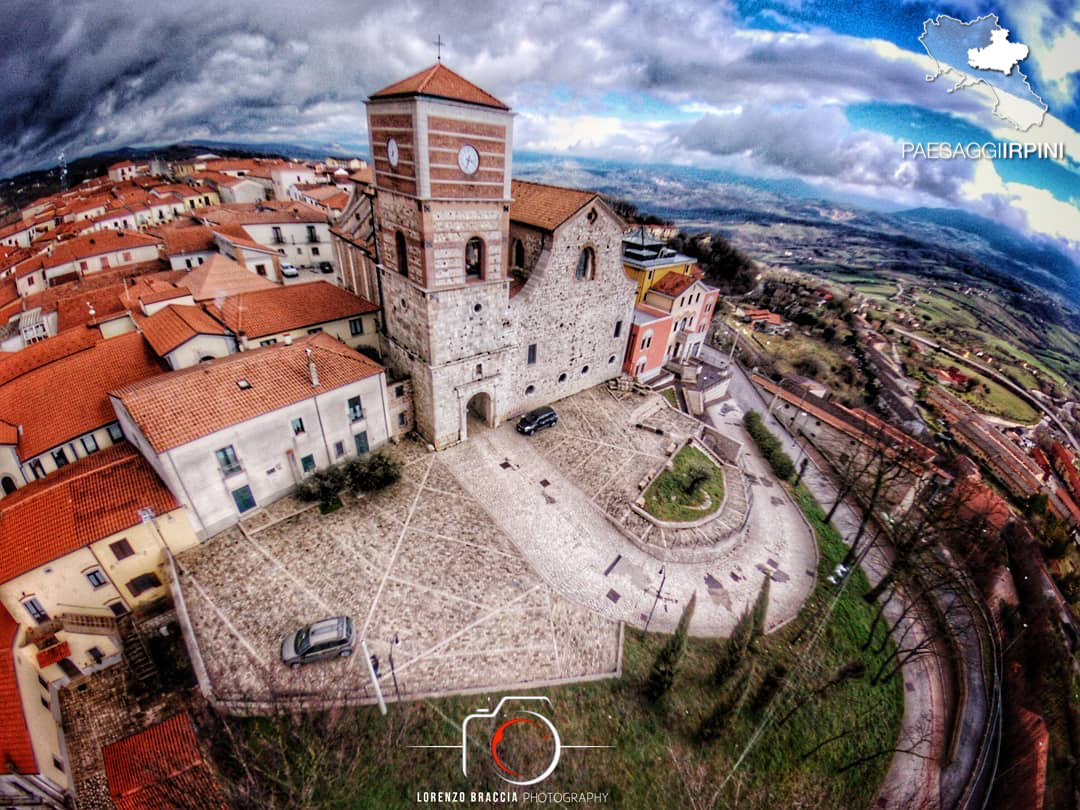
[360,63,636,449]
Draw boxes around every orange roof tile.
[510,179,598,232]
[211,224,278,253]
[0,331,164,458]
[0,326,102,386]
[113,333,383,453]
[649,273,698,297]
[136,305,228,356]
[0,421,17,445]
[197,201,326,227]
[177,255,276,302]
[148,225,217,257]
[55,284,129,331]
[103,712,226,810]
[40,230,161,270]
[213,281,377,339]
[0,444,179,582]
[370,63,509,110]
[0,604,36,775]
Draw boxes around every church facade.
[363,64,636,449]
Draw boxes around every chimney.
[306,348,320,387]
[283,332,292,345]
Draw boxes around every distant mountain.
[897,207,1080,291]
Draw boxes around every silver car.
[280,616,354,669]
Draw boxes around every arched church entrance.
[1,476,17,496]
[463,391,495,441]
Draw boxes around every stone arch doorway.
[1,476,16,496]
[463,391,495,441]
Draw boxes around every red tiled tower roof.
[0,603,37,775]
[370,63,509,110]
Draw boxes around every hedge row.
[742,410,796,481]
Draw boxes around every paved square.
[174,445,622,713]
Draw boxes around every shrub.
[345,452,402,493]
[645,593,696,702]
[295,465,345,504]
[743,410,796,481]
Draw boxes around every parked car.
[280,262,299,278]
[516,406,558,435]
[281,616,354,669]
[319,261,334,274]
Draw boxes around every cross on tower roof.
[434,34,443,62]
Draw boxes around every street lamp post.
[642,567,667,638]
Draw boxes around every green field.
[218,484,903,809]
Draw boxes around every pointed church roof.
[370,64,509,110]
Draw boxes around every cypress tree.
[712,607,753,687]
[644,592,697,702]
[750,574,772,648]
[750,662,788,714]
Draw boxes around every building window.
[42,697,51,710]
[397,412,407,427]
[614,320,623,338]
[255,263,267,276]
[272,226,284,244]
[575,247,595,280]
[395,231,408,277]
[259,339,277,347]
[29,459,46,480]
[301,454,316,474]
[291,418,305,435]
[354,431,369,455]
[348,396,364,422]
[215,445,242,475]
[527,343,537,365]
[85,569,108,589]
[108,601,128,617]
[582,365,590,375]
[525,384,535,395]
[109,539,134,560]
[22,598,48,624]
[307,327,322,335]
[558,372,567,383]
[608,354,616,364]
[126,572,162,597]
[475,363,483,378]
[307,225,319,243]
[349,317,364,336]
[88,647,103,664]
[107,424,123,442]
[231,485,256,513]
[82,435,99,454]
[312,246,320,256]
[512,239,525,268]
[465,237,484,279]
[395,385,406,398]
[334,441,346,458]
[52,449,69,468]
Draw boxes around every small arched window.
[525,384,536,395]
[465,237,484,279]
[512,238,525,268]
[395,231,408,277]
[575,247,595,280]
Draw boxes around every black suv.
[516,406,558,435]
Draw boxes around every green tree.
[645,592,697,702]
[699,660,756,741]
[682,462,712,496]
[345,452,402,493]
[750,662,788,714]
[750,574,772,647]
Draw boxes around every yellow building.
[622,226,697,303]
[0,444,198,801]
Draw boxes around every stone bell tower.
[366,63,515,449]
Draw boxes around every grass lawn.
[661,387,678,408]
[642,444,725,522]
[953,368,1040,424]
[215,484,903,810]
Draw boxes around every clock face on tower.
[457,144,480,175]
[386,137,399,168]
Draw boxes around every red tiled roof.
[510,180,597,232]
[0,444,179,582]
[0,331,164,458]
[113,333,383,453]
[149,225,217,257]
[211,224,277,254]
[40,230,161,270]
[103,712,226,810]
[370,63,509,110]
[953,479,1013,533]
[197,201,327,227]
[177,255,276,302]
[649,273,698,297]
[0,326,102,387]
[0,603,36,775]
[136,305,228,356]
[213,281,377,339]
[55,284,129,331]
[0,421,17,445]
[120,273,193,309]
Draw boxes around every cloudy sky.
[2,0,1078,258]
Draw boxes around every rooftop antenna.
[434,34,444,62]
